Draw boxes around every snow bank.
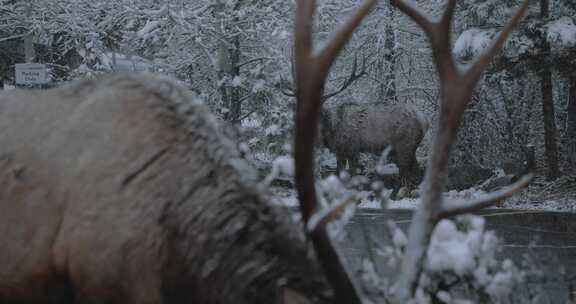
[453,27,534,61]
[422,216,524,301]
[547,17,576,48]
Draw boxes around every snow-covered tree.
[453,0,576,176]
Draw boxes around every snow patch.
[546,17,576,47]
[100,52,153,72]
[453,28,496,61]
[426,219,481,275]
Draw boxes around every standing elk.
[278,28,428,186]
[0,0,531,303]
[320,102,429,184]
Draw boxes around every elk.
[320,102,429,183]
[0,0,532,304]
[293,0,530,302]
[0,73,334,304]
[279,29,428,184]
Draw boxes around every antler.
[322,54,367,101]
[293,0,376,303]
[279,52,367,102]
[390,0,531,301]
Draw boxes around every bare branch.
[389,0,434,36]
[238,107,258,122]
[277,75,296,97]
[316,0,376,80]
[278,86,296,97]
[438,173,534,219]
[322,54,367,101]
[237,57,271,69]
[280,54,366,101]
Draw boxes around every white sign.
[15,63,48,85]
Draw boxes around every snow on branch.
[438,174,534,219]
[306,195,356,234]
[453,28,497,61]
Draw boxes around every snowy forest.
[1,0,575,192]
[0,0,575,303]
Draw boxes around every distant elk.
[279,52,429,185]
[320,102,429,184]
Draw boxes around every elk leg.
[348,155,360,175]
[396,148,419,189]
[336,154,347,174]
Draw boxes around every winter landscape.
[0,0,575,303]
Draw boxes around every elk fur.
[320,102,429,183]
[0,73,330,304]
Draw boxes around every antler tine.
[463,0,530,88]
[322,53,367,101]
[439,0,457,31]
[389,0,434,36]
[293,0,375,303]
[295,0,315,64]
[294,0,376,223]
[391,1,529,301]
[438,174,533,219]
[390,0,458,83]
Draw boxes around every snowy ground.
[271,175,576,213]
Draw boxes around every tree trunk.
[540,69,560,178]
[540,0,560,179]
[228,35,242,123]
[378,5,397,103]
[215,1,243,124]
[567,76,576,171]
[383,7,397,102]
[218,36,242,124]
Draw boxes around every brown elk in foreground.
[320,102,428,182]
[0,74,332,304]
[0,0,532,303]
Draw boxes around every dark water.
[338,208,576,302]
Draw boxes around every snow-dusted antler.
[293,0,376,303]
[389,0,531,301]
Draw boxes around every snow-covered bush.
[382,216,530,303]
